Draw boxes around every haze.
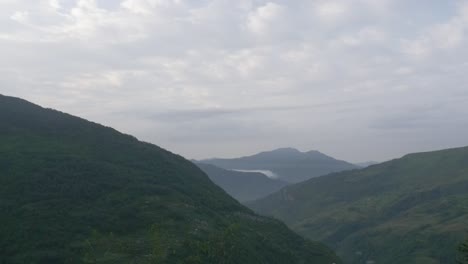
[1,0,468,162]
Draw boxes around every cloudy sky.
[1,0,468,162]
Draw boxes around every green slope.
[248,147,468,263]
[196,163,289,202]
[459,238,468,263]
[0,95,340,264]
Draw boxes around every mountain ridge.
[0,94,340,264]
[199,147,357,183]
[248,146,468,264]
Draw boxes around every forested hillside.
[0,94,340,264]
[249,147,468,263]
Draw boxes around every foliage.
[0,94,340,264]
[249,146,468,264]
[459,238,468,264]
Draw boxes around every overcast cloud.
[1,0,468,162]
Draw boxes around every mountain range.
[248,146,468,264]
[200,147,358,183]
[0,94,340,264]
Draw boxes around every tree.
[458,238,468,264]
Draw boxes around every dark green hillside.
[196,163,288,202]
[0,94,340,264]
[200,148,357,183]
[459,238,468,263]
[249,147,468,264]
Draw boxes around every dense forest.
[460,238,468,264]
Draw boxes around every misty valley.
[2,1,468,263]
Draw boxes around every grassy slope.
[249,147,468,263]
[0,95,340,264]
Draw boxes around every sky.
[1,0,468,163]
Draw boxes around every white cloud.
[10,11,29,23]
[247,2,285,35]
[401,1,468,58]
[49,0,61,10]
[121,0,184,15]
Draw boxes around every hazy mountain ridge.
[248,146,468,263]
[196,163,288,202]
[0,94,340,264]
[200,147,358,183]
[354,161,380,168]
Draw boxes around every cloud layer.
[2,0,468,162]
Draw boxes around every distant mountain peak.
[270,148,330,158]
[252,147,305,160]
[264,147,302,154]
[199,147,357,183]
[305,149,321,154]
[272,147,301,152]
[305,150,337,160]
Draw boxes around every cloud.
[10,11,30,23]
[121,0,185,15]
[1,0,468,162]
[131,104,307,123]
[233,169,279,179]
[314,1,348,24]
[49,0,61,10]
[401,1,468,58]
[336,26,387,47]
[247,2,285,35]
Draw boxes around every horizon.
[184,144,468,164]
[2,0,468,163]
[5,90,467,164]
